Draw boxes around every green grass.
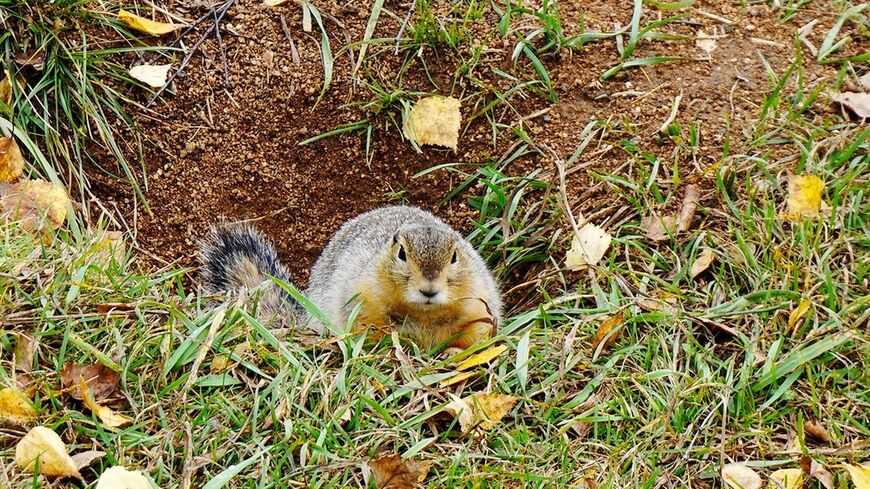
[1,1,869,488]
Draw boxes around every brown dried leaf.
[14,331,36,372]
[0,136,25,183]
[0,179,70,232]
[833,92,870,118]
[591,311,625,354]
[369,454,431,489]
[79,380,133,429]
[13,49,45,71]
[70,450,106,471]
[800,457,833,489]
[641,213,677,242]
[403,96,462,150]
[803,419,830,444]
[0,386,37,424]
[14,426,82,479]
[118,10,183,36]
[677,184,700,232]
[721,463,762,489]
[60,362,120,402]
[690,248,715,279]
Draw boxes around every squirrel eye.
[397,245,407,262]
[451,250,458,264]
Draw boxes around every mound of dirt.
[87,0,849,288]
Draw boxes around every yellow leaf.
[845,463,870,489]
[79,380,133,429]
[690,248,715,279]
[566,223,612,269]
[128,64,172,88]
[787,300,811,333]
[0,386,37,424]
[0,72,13,105]
[402,96,461,150]
[444,394,474,433]
[721,463,762,489]
[0,179,70,232]
[455,344,507,371]
[439,370,478,388]
[118,10,183,36]
[95,466,152,489]
[466,392,517,431]
[768,468,803,489]
[14,426,82,479]
[369,454,431,488]
[785,174,824,220]
[0,136,25,183]
[591,311,625,354]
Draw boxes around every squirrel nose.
[420,289,439,299]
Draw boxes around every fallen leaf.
[721,463,762,489]
[641,213,677,241]
[803,419,830,444]
[768,468,802,489]
[455,344,507,371]
[60,362,120,402]
[0,136,25,183]
[591,311,625,354]
[697,31,717,54]
[690,248,715,279]
[566,223,612,268]
[845,463,870,489]
[95,466,152,489]
[677,184,701,232]
[70,450,106,471]
[800,457,833,489]
[860,72,870,91]
[787,300,812,333]
[0,72,15,105]
[128,64,172,88]
[444,394,474,433]
[369,454,431,489]
[14,426,82,479]
[263,0,290,6]
[118,10,183,36]
[0,386,37,424]
[438,370,478,388]
[14,331,36,372]
[785,174,824,220]
[832,92,870,118]
[0,179,69,232]
[403,96,462,150]
[211,341,250,374]
[79,380,133,429]
[13,49,45,71]
[466,392,517,431]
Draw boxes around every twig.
[213,5,229,83]
[395,0,417,54]
[281,14,301,65]
[694,9,733,25]
[147,0,235,107]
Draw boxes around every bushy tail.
[199,223,298,324]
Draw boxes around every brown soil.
[86,0,856,289]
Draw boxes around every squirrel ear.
[392,231,400,244]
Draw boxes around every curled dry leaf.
[0,386,37,424]
[403,96,462,150]
[784,174,824,220]
[70,450,106,471]
[832,92,870,118]
[13,49,45,71]
[78,380,132,429]
[566,223,612,268]
[369,454,431,489]
[0,179,69,232]
[844,463,870,489]
[768,468,802,489]
[803,419,830,444]
[689,248,715,279]
[118,10,183,36]
[14,331,36,372]
[801,456,833,489]
[95,466,152,489]
[591,311,625,354]
[677,184,700,232]
[129,64,172,88]
[14,426,82,479]
[0,136,25,183]
[641,213,677,242]
[721,463,762,489]
[61,362,120,402]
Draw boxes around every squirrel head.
[386,226,467,307]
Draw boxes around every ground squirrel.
[200,206,502,350]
